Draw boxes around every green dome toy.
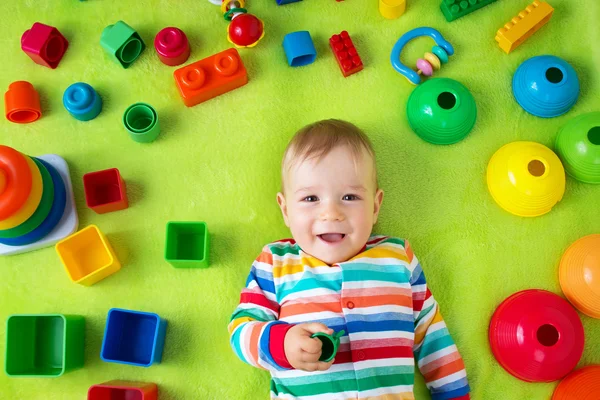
[406,78,477,145]
[555,112,600,184]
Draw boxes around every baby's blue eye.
[343,194,359,201]
[303,196,319,202]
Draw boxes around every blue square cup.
[282,31,317,67]
[100,308,167,367]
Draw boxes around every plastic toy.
[56,225,121,286]
[210,0,265,48]
[559,235,600,319]
[154,27,190,66]
[379,0,406,19]
[4,81,42,123]
[5,314,84,377]
[329,31,363,78]
[406,78,477,145]
[63,82,102,121]
[0,150,78,255]
[276,0,302,4]
[390,27,454,85]
[88,381,158,400]
[101,308,167,367]
[83,168,128,214]
[0,155,43,231]
[487,141,565,217]
[513,55,579,118]
[283,31,317,67]
[489,289,584,382]
[552,365,600,400]
[555,112,600,183]
[496,1,554,54]
[441,0,497,22]
[123,103,160,143]
[165,221,210,268]
[101,21,145,68]
[174,48,248,107]
[0,146,35,220]
[311,330,345,362]
[21,22,68,69]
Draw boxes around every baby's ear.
[277,192,290,227]
[373,189,384,224]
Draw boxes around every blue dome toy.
[512,55,579,118]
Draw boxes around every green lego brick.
[441,0,497,22]
[165,222,210,268]
[100,21,145,68]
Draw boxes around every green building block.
[5,314,85,377]
[100,21,145,68]
[165,222,210,268]
[441,0,497,22]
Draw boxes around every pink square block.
[88,380,158,400]
[21,22,69,69]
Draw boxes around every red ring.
[0,146,32,220]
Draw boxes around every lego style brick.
[101,308,167,367]
[165,221,209,268]
[173,48,248,107]
[441,0,497,22]
[100,21,146,68]
[83,168,128,214]
[88,380,158,400]
[5,314,85,377]
[56,225,121,286]
[21,23,68,69]
[63,82,102,121]
[282,31,317,67]
[329,31,363,78]
[5,81,42,123]
[495,1,554,54]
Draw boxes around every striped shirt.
[228,235,470,400]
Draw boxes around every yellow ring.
[424,52,441,71]
[0,156,43,230]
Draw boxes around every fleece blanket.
[1,0,599,398]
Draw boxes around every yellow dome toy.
[487,141,565,217]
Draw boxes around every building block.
[165,221,210,268]
[100,21,145,68]
[101,308,167,367]
[83,168,128,214]
[174,48,247,107]
[5,81,42,123]
[441,0,497,22]
[5,314,85,377]
[379,0,406,19]
[495,1,554,54]
[276,0,302,4]
[329,31,363,78]
[123,103,160,143]
[55,225,121,286]
[88,381,158,400]
[63,82,102,121]
[282,31,317,67]
[155,27,190,66]
[21,23,68,69]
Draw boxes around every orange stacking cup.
[552,365,600,399]
[4,81,42,123]
[559,234,600,318]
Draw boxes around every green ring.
[432,45,449,64]
[0,157,55,239]
[311,330,344,362]
[224,8,247,21]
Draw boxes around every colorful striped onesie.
[228,235,470,399]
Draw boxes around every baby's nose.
[320,205,345,222]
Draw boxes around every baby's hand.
[284,323,335,372]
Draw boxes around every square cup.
[165,222,209,268]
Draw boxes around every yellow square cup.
[55,225,121,286]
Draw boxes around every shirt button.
[357,351,365,360]
[346,301,355,309]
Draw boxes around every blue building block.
[63,83,102,121]
[282,31,316,67]
[100,308,167,367]
[277,0,302,4]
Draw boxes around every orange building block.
[173,48,248,107]
[495,1,554,54]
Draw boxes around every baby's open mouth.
[318,233,346,243]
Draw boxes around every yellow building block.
[379,0,406,19]
[495,1,554,54]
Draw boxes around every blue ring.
[0,159,67,246]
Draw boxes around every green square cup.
[165,222,210,268]
[100,21,145,68]
[5,314,85,377]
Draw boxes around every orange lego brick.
[495,1,554,54]
[173,48,248,107]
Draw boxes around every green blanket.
[1,0,599,398]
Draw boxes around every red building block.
[173,48,248,107]
[21,23,69,69]
[88,380,157,400]
[329,31,363,78]
[83,168,128,214]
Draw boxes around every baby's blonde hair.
[281,119,378,191]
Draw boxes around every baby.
[229,120,470,400]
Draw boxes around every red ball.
[228,13,264,47]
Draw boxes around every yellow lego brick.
[495,1,554,54]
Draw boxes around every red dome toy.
[489,289,584,382]
[227,13,264,48]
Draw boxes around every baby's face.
[277,146,383,265]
